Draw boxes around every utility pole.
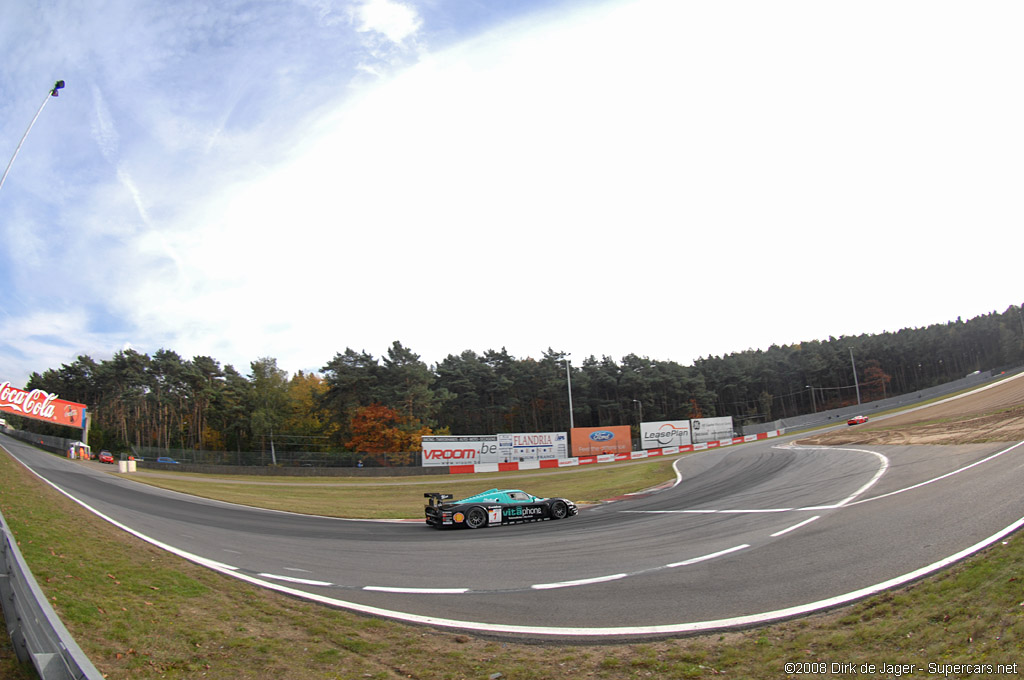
[850,348,861,405]
[563,356,574,430]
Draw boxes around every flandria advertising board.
[496,432,568,461]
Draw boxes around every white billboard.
[497,432,568,462]
[422,432,570,466]
[421,435,498,466]
[691,417,735,444]
[640,420,692,449]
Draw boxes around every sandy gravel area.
[796,373,1024,446]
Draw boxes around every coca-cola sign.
[0,381,87,428]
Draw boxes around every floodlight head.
[51,80,65,96]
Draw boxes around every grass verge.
[2,448,1023,679]
[121,457,677,518]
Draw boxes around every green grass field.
[123,457,677,517]
[2,448,1023,679]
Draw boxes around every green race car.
[424,488,579,529]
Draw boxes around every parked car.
[847,415,869,426]
[98,450,115,464]
[425,488,578,529]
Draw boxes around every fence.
[1,429,74,456]
[742,367,1023,435]
[0,506,103,680]
[129,446,417,468]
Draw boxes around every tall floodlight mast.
[0,80,65,196]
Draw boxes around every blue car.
[424,488,578,529]
[156,456,180,464]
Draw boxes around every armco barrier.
[444,429,784,474]
[0,507,103,680]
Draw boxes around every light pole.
[849,348,861,405]
[0,80,65,196]
[632,398,643,448]
[561,354,574,430]
[805,385,817,413]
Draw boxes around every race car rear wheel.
[465,507,488,529]
[550,500,568,519]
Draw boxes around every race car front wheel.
[550,500,568,519]
[465,507,488,529]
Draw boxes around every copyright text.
[784,661,1019,676]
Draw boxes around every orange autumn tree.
[862,360,893,401]
[345,403,435,466]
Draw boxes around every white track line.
[364,586,470,594]
[9,440,1024,638]
[771,516,821,537]
[258,573,334,587]
[666,544,749,568]
[532,573,628,590]
[847,440,1024,506]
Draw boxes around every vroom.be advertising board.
[421,436,498,467]
[422,433,569,467]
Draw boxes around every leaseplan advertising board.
[422,433,568,467]
[640,420,692,449]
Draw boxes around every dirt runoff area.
[796,373,1024,446]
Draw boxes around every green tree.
[378,341,437,425]
[248,357,290,455]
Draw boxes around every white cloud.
[89,85,119,162]
[353,0,422,44]
[3,0,1022,389]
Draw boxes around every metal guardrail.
[0,508,103,680]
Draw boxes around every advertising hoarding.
[640,420,692,449]
[496,432,568,461]
[691,416,734,444]
[422,433,570,466]
[571,425,632,457]
[0,382,87,429]
[421,435,498,467]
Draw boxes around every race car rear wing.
[424,492,453,507]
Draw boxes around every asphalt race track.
[4,421,1024,640]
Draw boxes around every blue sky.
[1,0,1021,389]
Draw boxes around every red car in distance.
[847,415,869,426]
[98,450,115,464]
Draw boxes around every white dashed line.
[363,586,470,594]
[666,544,750,568]
[258,573,333,586]
[771,516,821,537]
[532,573,628,590]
